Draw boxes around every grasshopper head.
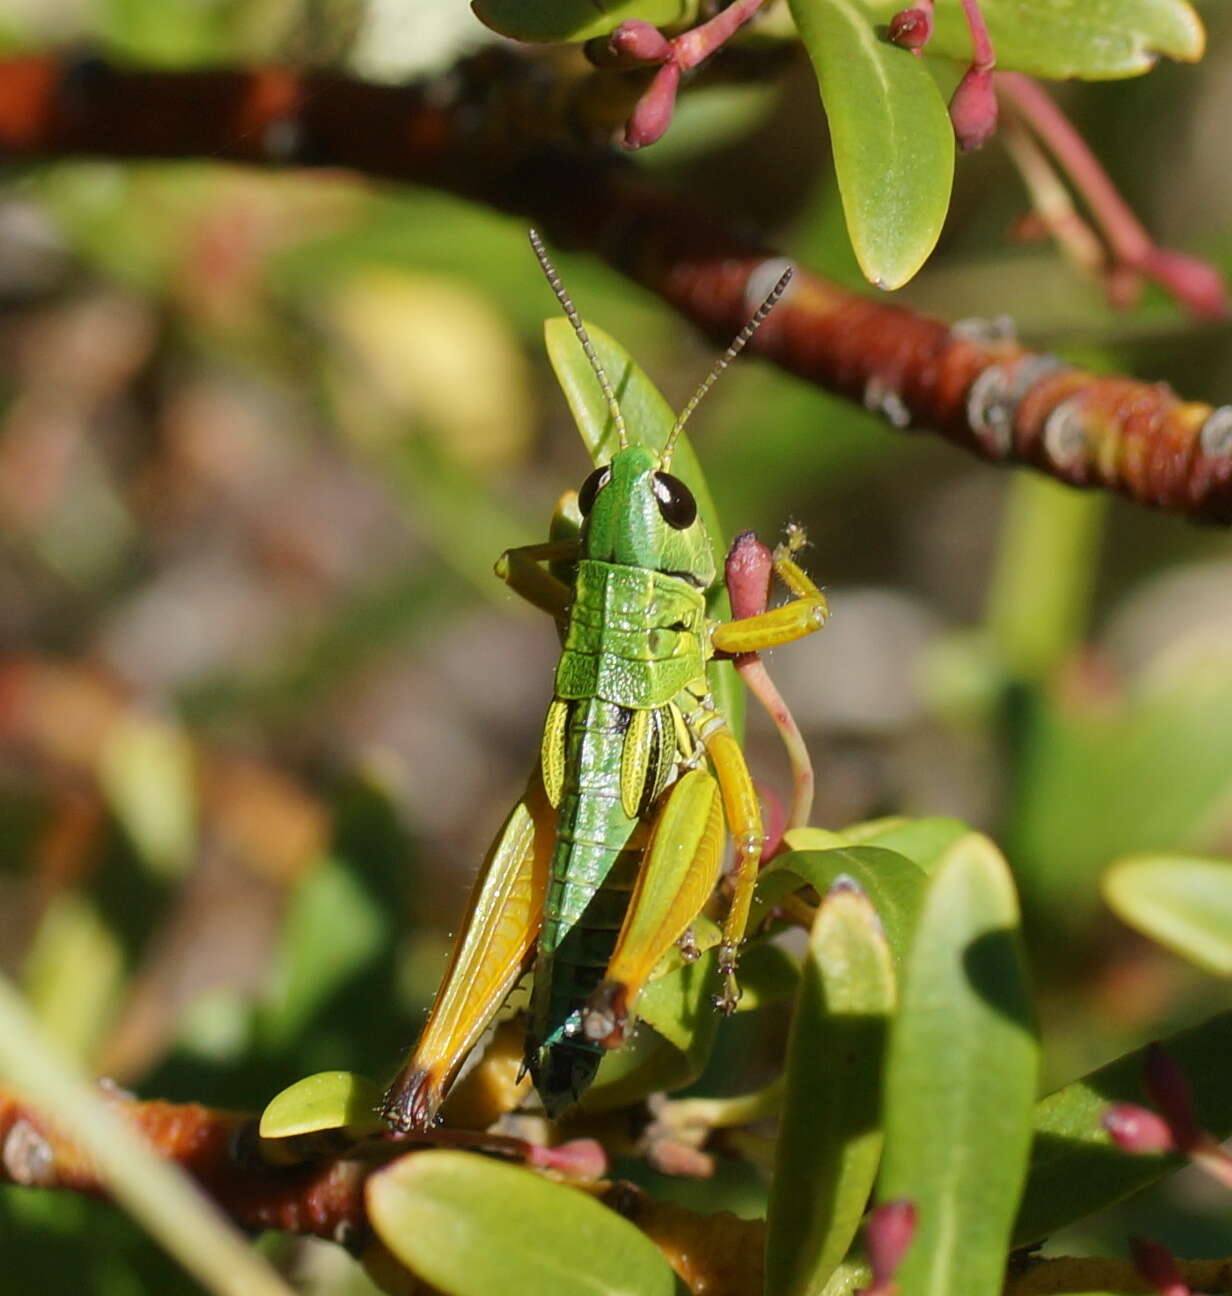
[578,443,717,588]
[527,227,791,596]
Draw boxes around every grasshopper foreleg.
[494,537,580,625]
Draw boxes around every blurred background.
[0,0,1230,1290]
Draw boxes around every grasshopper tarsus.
[713,982,742,1016]
[713,942,744,1015]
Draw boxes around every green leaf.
[863,0,1204,78]
[544,314,741,737]
[842,816,970,873]
[258,1071,384,1139]
[879,834,1037,1296]
[766,880,896,1296]
[732,941,800,1012]
[367,1149,680,1296]
[782,826,850,851]
[788,0,954,289]
[756,846,927,965]
[1016,1011,1232,1246]
[473,0,693,43]
[824,816,906,844]
[1102,853,1232,976]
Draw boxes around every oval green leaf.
[788,0,954,289]
[878,833,1038,1296]
[782,826,850,852]
[766,880,896,1296]
[473,0,692,44]
[841,816,971,873]
[1103,853,1232,976]
[367,1149,679,1296]
[863,0,1204,78]
[756,846,927,965]
[258,1071,384,1139]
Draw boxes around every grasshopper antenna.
[529,228,628,451]
[662,264,794,467]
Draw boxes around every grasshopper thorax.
[577,444,717,589]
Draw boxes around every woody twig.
[0,54,1227,520]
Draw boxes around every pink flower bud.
[1139,247,1229,321]
[887,8,933,49]
[609,20,673,64]
[949,65,998,152]
[1103,1103,1176,1155]
[867,1200,917,1286]
[622,62,680,150]
[527,1137,608,1179]
[1129,1236,1190,1296]
[725,530,774,622]
[647,1137,715,1178]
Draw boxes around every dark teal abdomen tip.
[530,1039,604,1118]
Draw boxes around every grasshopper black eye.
[578,465,611,516]
[652,472,697,529]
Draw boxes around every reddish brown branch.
[0,53,1229,521]
[0,1085,762,1292]
[0,1085,371,1244]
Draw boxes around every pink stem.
[999,111,1106,277]
[958,0,995,71]
[738,658,815,844]
[998,73,1227,317]
[1190,1137,1232,1191]
[674,0,770,70]
[1130,1237,1191,1296]
[997,72,1152,264]
[615,0,770,149]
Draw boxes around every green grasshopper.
[380,232,827,1131]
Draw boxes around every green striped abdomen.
[528,696,639,1111]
